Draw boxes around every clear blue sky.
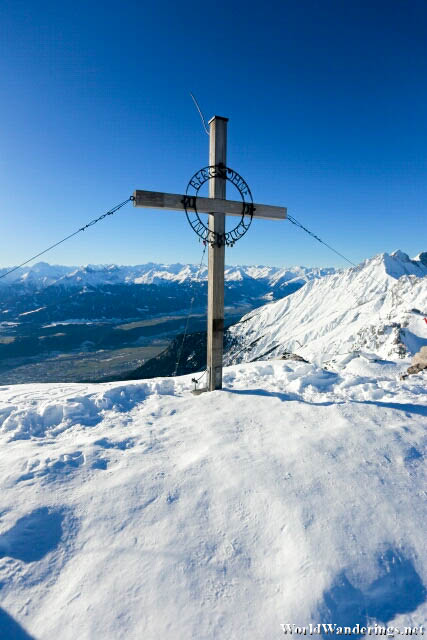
[1,0,426,268]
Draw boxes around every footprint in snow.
[91,458,108,470]
[166,490,179,504]
[17,451,85,483]
[404,446,423,466]
[93,437,135,451]
[89,437,137,470]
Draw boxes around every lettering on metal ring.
[183,164,254,247]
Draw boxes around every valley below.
[0,304,255,384]
[0,261,331,384]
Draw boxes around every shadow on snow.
[0,507,65,563]
[0,608,36,639]
[319,548,426,632]
[225,388,336,406]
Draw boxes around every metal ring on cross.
[182,164,254,247]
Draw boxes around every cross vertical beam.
[133,114,286,393]
[207,116,228,391]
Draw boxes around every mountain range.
[1,252,425,385]
[0,260,335,328]
[0,260,334,290]
[117,249,427,383]
[225,250,427,369]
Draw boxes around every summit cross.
[133,115,287,392]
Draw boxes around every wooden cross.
[134,116,286,392]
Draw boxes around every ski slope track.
[225,250,427,368]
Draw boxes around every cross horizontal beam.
[133,190,286,221]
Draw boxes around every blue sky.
[1,0,426,268]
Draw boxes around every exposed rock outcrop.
[402,346,427,379]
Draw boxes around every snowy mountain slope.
[0,261,335,289]
[0,360,426,638]
[225,251,427,367]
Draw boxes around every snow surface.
[225,251,427,366]
[0,359,426,638]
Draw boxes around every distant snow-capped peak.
[225,250,427,367]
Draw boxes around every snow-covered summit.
[5,262,71,287]
[413,251,427,266]
[225,250,427,366]
[0,359,426,637]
